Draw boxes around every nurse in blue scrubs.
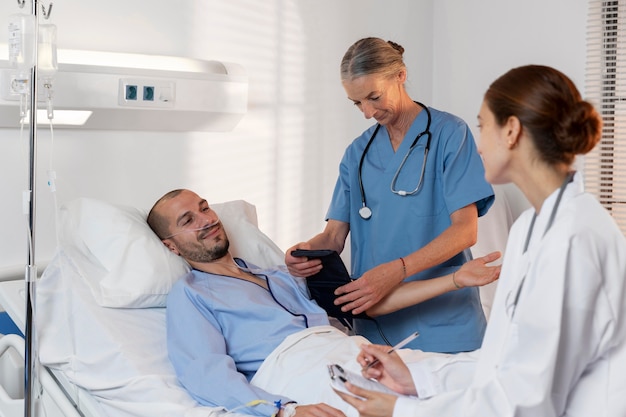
[286,37,494,353]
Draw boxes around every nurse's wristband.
[399,257,407,278]
[452,271,462,289]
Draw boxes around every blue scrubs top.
[326,106,494,353]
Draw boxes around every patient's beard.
[178,237,230,263]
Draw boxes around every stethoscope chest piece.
[359,206,372,220]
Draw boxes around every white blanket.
[252,326,432,416]
[252,326,366,416]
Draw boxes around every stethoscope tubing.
[506,171,576,319]
[358,101,432,219]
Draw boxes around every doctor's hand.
[285,243,323,278]
[358,344,417,396]
[334,261,402,315]
[454,251,502,288]
[333,382,397,417]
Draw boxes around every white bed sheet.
[0,278,111,417]
[36,246,237,417]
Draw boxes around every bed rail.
[0,334,87,417]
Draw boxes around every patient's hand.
[285,243,323,278]
[454,251,501,288]
[285,403,346,417]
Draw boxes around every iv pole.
[21,0,40,415]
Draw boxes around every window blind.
[586,0,626,235]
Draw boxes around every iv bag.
[8,14,36,71]
[38,24,58,79]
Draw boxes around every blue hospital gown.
[166,261,329,416]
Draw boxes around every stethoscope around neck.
[505,170,576,320]
[358,101,433,220]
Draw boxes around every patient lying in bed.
[149,189,357,417]
[36,196,282,417]
[147,189,499,417]
[35,193,496,417]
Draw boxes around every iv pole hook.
[17,0,26,8]
[41,3,53,19]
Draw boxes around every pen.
[362,331,420,370]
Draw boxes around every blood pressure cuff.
[291,249,370,321]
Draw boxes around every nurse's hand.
[285,243,323,278]
[334,261,402,314]
[333,382,397,417]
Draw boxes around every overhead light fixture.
[19,109,93,126]
[46,110,93,126]
[0,46,248,132]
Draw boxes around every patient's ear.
[162,240,180,256]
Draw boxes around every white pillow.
[58,197,284,308]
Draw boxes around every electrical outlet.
[143,86,154,101]
[125,85,138,100]
[118,79,175,108]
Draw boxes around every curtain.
[585,0,626,234]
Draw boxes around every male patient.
[148,189,350,417]
[147,189,499,417]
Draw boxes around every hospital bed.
[0,197,286,417]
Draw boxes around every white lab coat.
[394,173,626,417]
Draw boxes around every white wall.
[0,0,588,272]
[433,0,588,133]
[433,0,589,317]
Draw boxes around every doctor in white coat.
[334,65,626,417]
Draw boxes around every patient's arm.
[366,252,501,317]
[167,281,294,416]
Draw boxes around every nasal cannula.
[163,220,219,239]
